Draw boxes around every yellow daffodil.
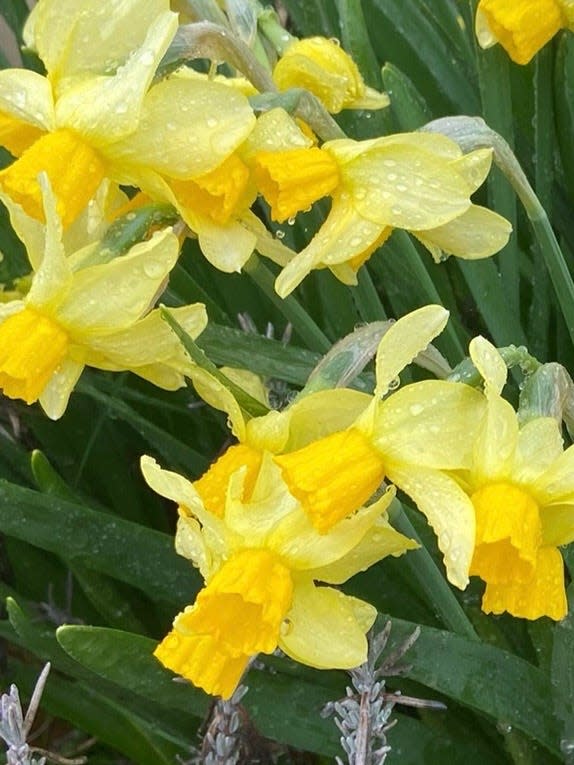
[141,451,416,698]
[476,0,574,64]
[0,178,206,419]
[0,0,256,242]
[251,131,511,297]
[189,306,485,586]
[395,335,573,619]
[272,36,389,114]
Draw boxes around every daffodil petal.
[472,395,518,485]
[188,367,247,442]
[385,463,475,589]
[373,380,486,469]
[415,205,512,261]
[514,418,564,485]
[481,546,567,620]
[342,143,471,230]
[268,487,395,570]
[450,149,493,193]
[56,229,178,333]
[175,514,211,579]
[469,335,507,394]
[279,579,374,669]
[541,502,574,546]
[25,0,173,91]
[38,357,83,420]
[0,69,54,131]
[274,195,384,298]
[193,214,256,273]
[308,514,418,584]
[374,305,449,397]
[55,13,177,144]
[84,304,207,367]
[533,442,574,505]
[108,78,255,178]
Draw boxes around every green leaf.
[0,479,200,606]
[382,63,433,130]
[387,616,562,756]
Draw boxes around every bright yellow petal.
[0,306,68,403]
[481,546,567,620]
[470,482,542,584]
[0,130,106,229]
[279,578,374,668]
[0,112,45,157]
[385,463,475,589]
[415,205,512,262]
[194,444,263,519]
[56,229,178,333]
[372,304,449,398]
[107,78,256,178]
[253,147,340,222]
[476,0,564,64]
[155,625,249,699]
[274,428,386,533]
[372,380,486,470]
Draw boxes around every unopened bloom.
[252,132,511,297]
[273,36,389,113]
[476,0,574,64]
[0,180,206,419]
[0,0,255,234]
[397,336,572,619]
[141,451,415,698]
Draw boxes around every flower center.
[274,427,386,533]
[169,154,255,226]
[193,443,263,518]
[469,482,542,584]
[0,128,106,228]
[252,147,340,222]
[0,307,69,403]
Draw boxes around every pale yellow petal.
[373,305,449,397]
[0,69,54,131]
[340,143,471,230]
[107,78,255,178]
[415,205,512,262]
[187,367,247,442]
[373,380,486,469]
[190,213,256,273]
[36,357,83,420]
[540,502,574,546]
[55,13,177,144]
[84,304,207,367]
[268,487,395,570]
[274,194,384,298]
[242,107,312,160]
[385,463,475,589]
[469,335,507,394]
[472,395,518,485]
[25,0,173,91]
[450,149,493,193]
[279,578,375,668]
[533,443,574,505]
[175,515,211,580]
[514,418,564,486]
[308,514,418,584]
[57,229,178,333]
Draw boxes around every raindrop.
[391,205,402,215]
[387,173,398,182]
[388,376,400,391]
[287,216,296,225]
[280,618,293,636]
[350,236,363,248]
[276,229,285,239]
[142,259,166,279]
[383,159,397,167]
[206,117,218,128]
[396,183,408,192]
[496,721,512,735]
[409,403,424,416]
[561,740,574,756]
[140,51,155,66]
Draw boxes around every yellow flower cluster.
[0,0,571,708]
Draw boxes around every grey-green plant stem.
[388,500,479,641]
[422,116,574,348]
